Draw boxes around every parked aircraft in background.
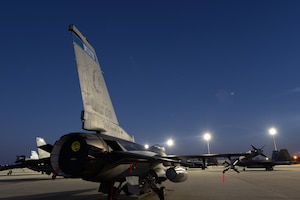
[186,157,218,169]
[235,148,292,171]
[0,137,53,175]
[185,145,267,171]
[222,145,292,172]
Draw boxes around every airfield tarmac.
[1,165,300,200]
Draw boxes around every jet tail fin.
[30,151,39,160]
[36,137,50,159]
[277,149,292,163]
[69,24,134,142]
[272,149,292,164]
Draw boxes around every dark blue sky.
[1,1,300,164]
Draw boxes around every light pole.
[269,127,278,151]
[203,133,211,154]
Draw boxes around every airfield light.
[203,132,211,154]
[269,128,277,135]
[268,127,278,151]
[293,155,298,161]
[144,144,149,150]
[166,139,174,147]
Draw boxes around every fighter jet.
[49,25,252,200]
[0,137,53,175]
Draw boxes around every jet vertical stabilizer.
[69,25,134,142]
[276,149,292,164]
[30,151,39,160]
[36,137,50,159]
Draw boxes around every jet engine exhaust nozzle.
[50,133,109,178]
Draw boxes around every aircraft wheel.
[266,167,273,171]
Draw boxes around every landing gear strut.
[149,186,165,200]
[147,173,166,200]
[107,182,122,200]
[99,182,126,200]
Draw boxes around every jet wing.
[0,163,25,171]
[0,158,52,174]
[163,153,252,168]
[165,152,251,160]
[107,151,251,167]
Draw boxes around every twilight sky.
[1,1,300,164]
